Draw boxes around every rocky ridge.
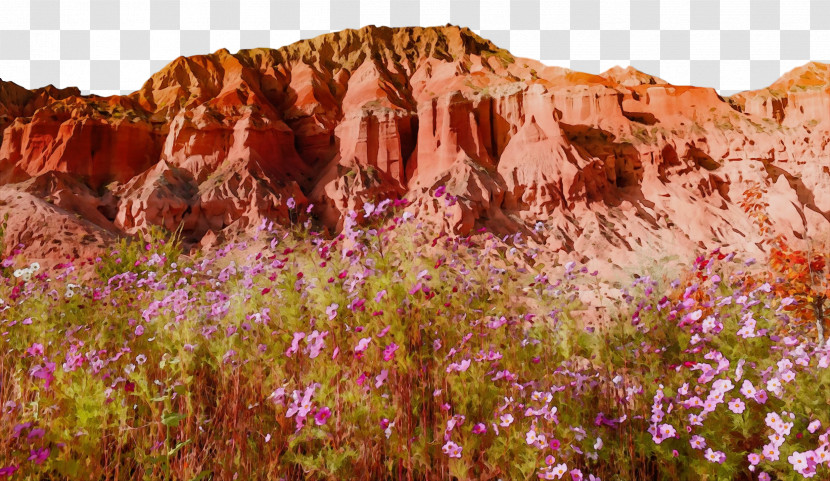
[0,25,829,274]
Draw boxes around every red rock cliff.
[0,25,828,272]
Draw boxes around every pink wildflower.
[382,343,399,362]
[441,441,462,458]
[728,398,745,414]
[704,448,725,464]
[314,406,331,425]
[27,448,50,465]
[354,337,372,355]
[808,419,821,433]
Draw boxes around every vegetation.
[740,182,829,347]
[0,194,828,480]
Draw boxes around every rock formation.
[0,25,828,274]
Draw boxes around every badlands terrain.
[0,25,827,273]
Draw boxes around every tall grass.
[0,200,828,480]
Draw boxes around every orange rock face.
[0,25,829,273]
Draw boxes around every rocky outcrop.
[0,25,828,273]
[0,97,163,189]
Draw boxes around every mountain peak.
[599,65,667,87]
[269,24,506,66]
[1,28,829,274]
[766,61,830,93]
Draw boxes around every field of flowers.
[0,199,828,480]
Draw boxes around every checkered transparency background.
[0,0,828,96]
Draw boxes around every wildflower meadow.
[0,195,828,481]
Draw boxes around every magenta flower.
[314,407,331,426]
[25,343,44,357]
[0,465,19,477]
[754,390,768,404]
[12,422,32,439]
[472,423,486,434]
[382,343,399,362]
[28,447,50,465]
[434,185,446,198]
[30,362,56,389]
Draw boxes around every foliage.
[0,197,829,480]
[95,224,187,280]
[740,181,830,346]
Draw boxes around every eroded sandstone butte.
[0,25,829,273]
